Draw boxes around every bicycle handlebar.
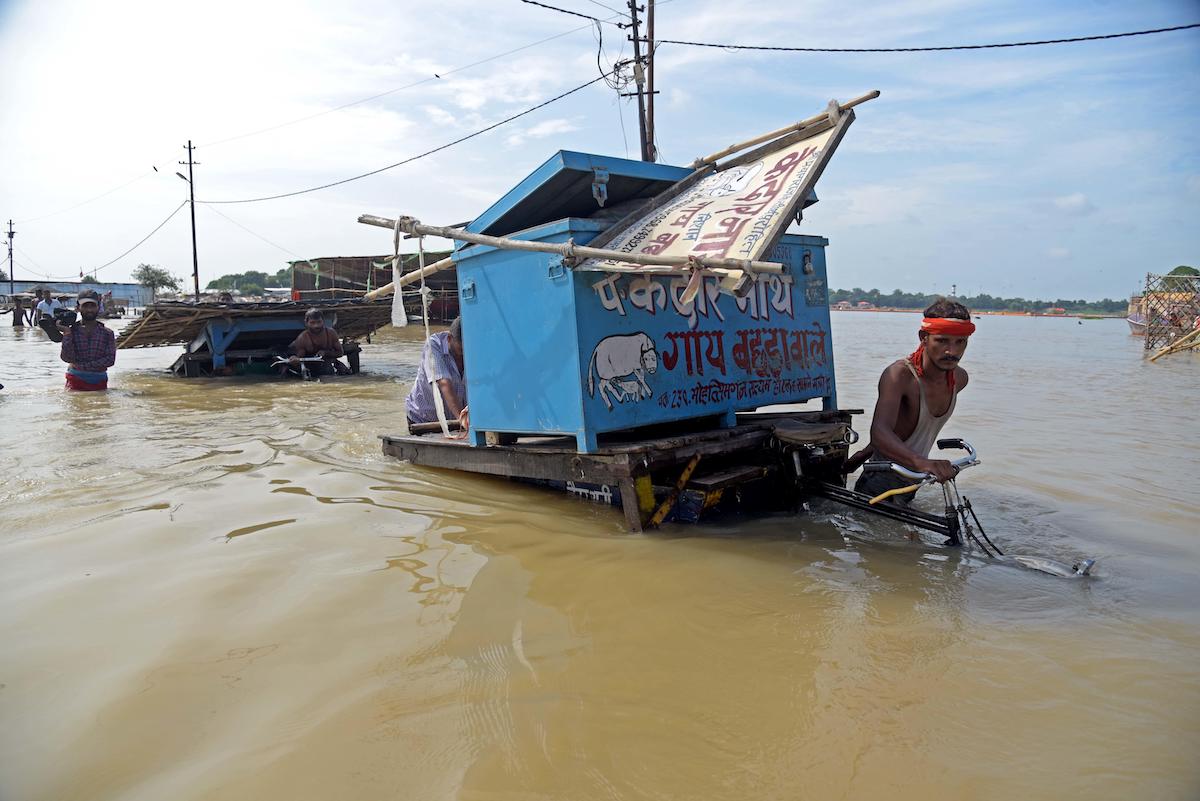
[889,439,980,481]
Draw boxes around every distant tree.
[0,266,7,281]
[1164,265,1199,292]
[133,263,182,297]
[207,268,291,291]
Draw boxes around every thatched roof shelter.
[116,298,393,349]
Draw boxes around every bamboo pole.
[1149,326,1200,361]
[690,90,880,169]
[362,255,456,300]
[356,214,785,276]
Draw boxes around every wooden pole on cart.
[690,90,880,168]
[356,215,785,276]
[362,255,456,300]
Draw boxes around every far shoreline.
[830,307,1125,319]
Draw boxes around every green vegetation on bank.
[832,266,1195,314]
[829,287,1128,314]
[205,268,292,296]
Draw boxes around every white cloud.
[1052,193,1096,216]
[421,105,458,128]
[1047,247,1071,260]
[505,118,580,147]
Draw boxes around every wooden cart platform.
[382,410,856,531]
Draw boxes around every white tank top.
[901,361,957,458]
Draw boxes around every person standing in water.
[58,290,116,391]
[848,298,974,503]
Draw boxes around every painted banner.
[579,124,839,270]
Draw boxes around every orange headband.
[920,317,976,336]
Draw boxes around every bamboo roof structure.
[116,298,394,349]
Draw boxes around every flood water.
[1,311,1197,801]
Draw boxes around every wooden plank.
[618,478,644,533]
[688,464,776,492]
[381,435,632,483]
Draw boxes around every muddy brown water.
[1,313,1197,800]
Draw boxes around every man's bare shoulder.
[955,365,969,390]
[880,359,916,383]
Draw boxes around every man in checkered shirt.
[58,290,116,391]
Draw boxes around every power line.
[199,21,608,148]
[581,0,623,15]
[13,22,618,228]
[204,205,301,257]
[89,201,188,274]
[654,23,1200,53]
[15,169,161,224]
[519,0,620,26]
[199,68,622,205]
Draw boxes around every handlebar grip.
[937,438,965,451]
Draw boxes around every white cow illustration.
[587,333,659,411]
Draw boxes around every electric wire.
[581,0,623,15]
[519,0,620,26]
[87,201,188,275]
[199,21,609,148]
[654,23,1200,53]
[16,19,621,222]
[203,205,301,257]
[199,69,623,205]
[15,169,159,224]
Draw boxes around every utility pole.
[5,220,14,295]
[645,0,656,162]
[179,140,201,301]
[627,1,651,162]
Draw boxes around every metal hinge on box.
[591,167,610,208]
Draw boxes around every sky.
[0,0,1197,300]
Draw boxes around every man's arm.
[288,333,310,360]
[867,364,957,482]
[325,330,344,358]
[59,330,75,364]
[436,378,463,418]
[94,330,117,370]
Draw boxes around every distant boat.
[1127,294,1146,336]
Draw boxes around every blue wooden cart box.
[454,150,836,453]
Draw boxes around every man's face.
[449,335,463,361]
[79,301,99,321]
[305,317,325,334]
[921,331,968,371]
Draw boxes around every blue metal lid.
[465,150,692,238]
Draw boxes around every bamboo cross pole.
[356,214,785,277]
[1149,325,1200,361]
[690,90,880,169]
[362,255,457,300]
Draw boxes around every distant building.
[1,280,154,308]
[856,300,875,309]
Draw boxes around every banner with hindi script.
[579,114,851,271]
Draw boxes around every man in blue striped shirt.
[405,317,466,427]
